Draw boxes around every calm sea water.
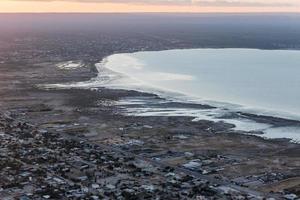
[44,48,300,140]
[104,48,300,120]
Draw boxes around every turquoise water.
[104,48,300,120]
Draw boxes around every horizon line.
[0,11,300,14]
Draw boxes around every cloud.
[11,0,297,7]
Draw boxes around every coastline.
[101,48,300,120]
[42,49,300,142]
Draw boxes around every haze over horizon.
[0,0,300,13]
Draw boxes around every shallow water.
[104,48,300,120]
[43,48,300,141]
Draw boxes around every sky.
[0,0,299,13]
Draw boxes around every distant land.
[1,13,300,53]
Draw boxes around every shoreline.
[42,50,300,142]
[100,48,300,121]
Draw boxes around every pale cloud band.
[11,0,299,7]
